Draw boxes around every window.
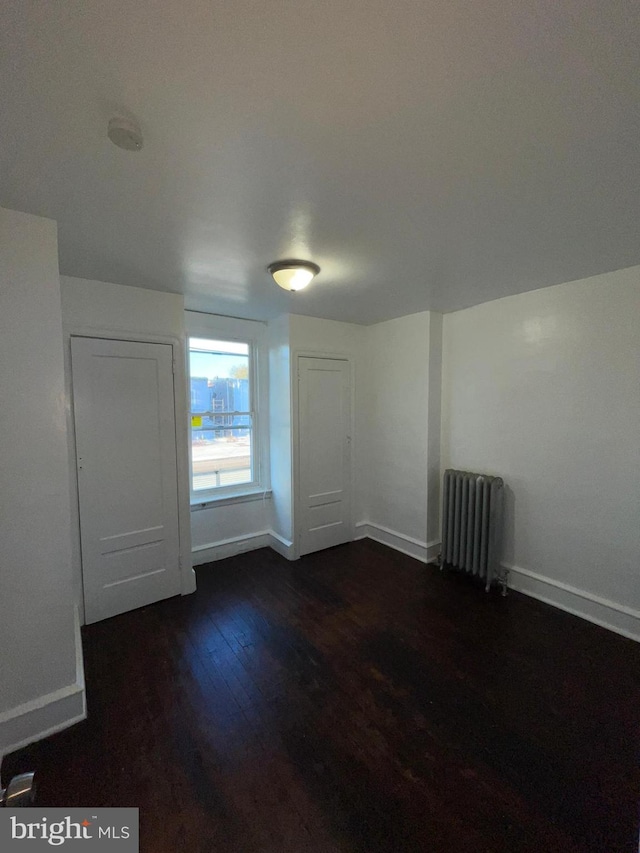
[188,337,256,497]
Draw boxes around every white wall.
[289,314,367,356]
[441,266,640,639]
[191,499,270,559]
[60,276,195,615]
[426,312,443,544]
[359,312,439,560]
[267,314,294,549]
[61,276,185,335]
[0,209,84,755]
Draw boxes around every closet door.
[71,336,181,623]
[297,357,352,555]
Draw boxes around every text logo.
[0,808,138,850]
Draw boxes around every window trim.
[185,313,268,505]
[190,488,272,511]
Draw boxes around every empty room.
[1,1,639,852]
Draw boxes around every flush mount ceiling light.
[268,259,320,292]
[107,117,143,151]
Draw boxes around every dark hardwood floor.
[4,540,640,852]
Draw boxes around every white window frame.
[185,312,269,507]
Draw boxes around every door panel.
[71,337,181,623]
[298,357,351,555]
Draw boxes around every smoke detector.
[107,117,143,151]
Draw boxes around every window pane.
[192,415,252,430]
[191,427,252,491]
[188,336,254,492]
[190,372,249,414]
[189,340,249,416]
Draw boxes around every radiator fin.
[441,469,504,591]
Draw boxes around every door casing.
[66,330,195,623]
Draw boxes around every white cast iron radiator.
[439,469,508,594]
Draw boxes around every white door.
[297,357,352,555]
[71,337,181,624]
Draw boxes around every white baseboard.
[192,529,297,565]
[180,561,197,595]
[192,531,271,565]
[184,568,197,594]
[268,531,296,561]
[0,606,86,758]
[505,563,640,643]
[355,521,440,564]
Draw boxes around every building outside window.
[188,337,256,495]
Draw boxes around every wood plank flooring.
[4,540,640,852]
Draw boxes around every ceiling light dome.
[268,259,320,292]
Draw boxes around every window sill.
[190,488,272,511]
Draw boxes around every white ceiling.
[2,0,639,324]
